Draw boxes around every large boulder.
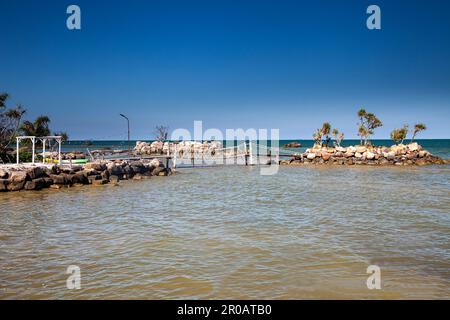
[43,177,54,187]
[383,151,396,160]
[151,166,165,176]
[344,152,354,158]
[418,151,428,158]
[321,152,331,161]
[356,146,367,153]
[24,178,46,190]
[26,166,45,180]
[88,175,102,184]
[84,162,106,171]
[7,171,28,191]
[407,142,421,152]
[150,158,164,168]
[72,172,89,185]
[107,164,124,178]
[365,151,375,160]
[391,144,407,155]
[130,161,146,174]
[50,174,66,185]
[306,153,316,160]
[346,146,356,153]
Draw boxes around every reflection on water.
[1,165,449,299]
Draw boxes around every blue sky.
[1,0,449,139]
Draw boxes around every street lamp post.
[120,114,131,156]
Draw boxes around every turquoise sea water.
[63,139,450,159]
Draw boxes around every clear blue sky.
[1,0,449,140]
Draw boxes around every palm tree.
[20,115,51,137]
[313,128,322,147]
[411,123,426,142]
[357,108,366,145]
[321,122,331,147]
[332,128,344,147]
[357,108,382,145]
[358,125,367,145]
[390,125,409,145]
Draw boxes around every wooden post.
[58,138,62,165]
[31,137,35,164]
[16,138,19,164]
[42,138,46,164]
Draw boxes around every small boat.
[61,159,88,165]
[44,158,88,164]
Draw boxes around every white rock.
[307,153,316,160]
[366,151,375,160]
[407,142,420,152]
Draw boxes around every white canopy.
[16,136,63,165]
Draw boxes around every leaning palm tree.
[390,125,409,145]
[332,128,344,147]
[321,122,331,147]
[313,128,323,147]
[358,125,367,145]
[357,108,367,145]
[411,123,426,142]
[356,108,382,145]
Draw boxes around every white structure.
[16,136,63,165]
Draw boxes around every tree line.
[313,108,426,147]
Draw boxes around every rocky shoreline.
[0,158,171,192]
[280,142,449,166]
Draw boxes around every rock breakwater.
[0,158,171,192]
[280,143,448,166]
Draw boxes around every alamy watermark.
[66,5,81,30]
[170,121,280,175]
[66,265,81,290]
[66,4,380,31]
[366,265,382,289]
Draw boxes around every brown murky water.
[1,165,449,299]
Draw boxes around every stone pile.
[0,158,170,192]
[44,151,86,160]
[280,142,448,166]
[134,141,223,155]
